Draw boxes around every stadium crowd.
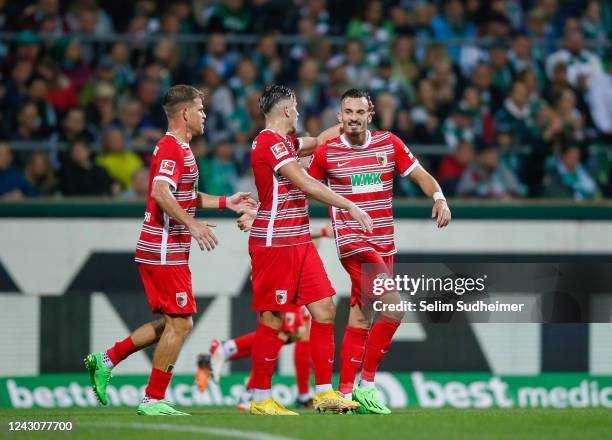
[0,0,611,201]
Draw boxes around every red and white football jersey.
[135,133,198,265]
[249,129,311,247]
[308,130,419,259]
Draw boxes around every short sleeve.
[393,134,420,177]
[307,143,328,180]
[152,143,184,191]
[286,134,304,153]
[260,136,297,173]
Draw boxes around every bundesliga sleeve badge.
[160,160,176,175]
[271,143,289,159]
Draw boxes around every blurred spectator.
[437,140,476,196]
[587,62,612,139]
[294,0,331,35]
[37,58,78,112]
[489,43,513,93]
[470,63,504,113]
[509,34,546,89]
[6,60,33,108]
[24,151,57,196]
[66,0,114,35]
[457,144,526,199]
[0,142,37,199]
[21,0,69,35]
[389,33,418,99]
[580,0,606,43]
[443,105,476,150]
[206,0,251,34]
[494,81,536,144]
[197,68,233,143]
[346,0,394,61]
[96,128,144,190]
[79,56,115,107]
[369,58,409,107]
[372,92,398,131]
[122,168,148,200]
[229,92,264,145]
[50,107,95,144]
[229,59,261,109]
[134,77,165,130]
[431,0,476,62]
[59,139,115,196]
[334,39,372,90]
[253,34,282,84]
[542,144,598,200]
[295,58,328,116]
[552,88,584,143]
[85,83,116,133]
[546,29,604,90]
[109,42,137,90]
[428,59,456,113]
[199,33,239,81]
[198,140,238,195]
[56,36,92,92]
[11,100,45,142]
[27,76,57,138]
[410,79,443,144]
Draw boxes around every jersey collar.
[340,130,371,149]
[165,131,190,148]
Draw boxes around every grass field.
[1,407,611,440]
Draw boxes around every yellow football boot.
[313,389,360,413]
[250,398,299,415]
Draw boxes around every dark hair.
[259,84,295,115]
[162,84,203,118]
[341,88,371,103]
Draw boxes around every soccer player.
[247,84,373,415]
[307,89,452,414]
[84,85,256,416]
[196,224,334,410]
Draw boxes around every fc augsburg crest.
[376,152,387,166]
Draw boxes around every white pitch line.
[85,422,298,440]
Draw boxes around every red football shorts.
[249,242,335,312]
[138,263,196,315]
[340,250,395,307]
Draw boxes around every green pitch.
[1,407,611,440]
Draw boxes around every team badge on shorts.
[176,292,188,307]
[275,290,288,305]
[376,152,387,166]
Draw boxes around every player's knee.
[259,311,283,330]
[381,310,405,322]
[312,300,335,323]
[166,315,193,336]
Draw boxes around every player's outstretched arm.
[297,123,342,157]
[197,191,258,213]
[279,160,373,233]
[152,180,219,250]
[408,166,452,228]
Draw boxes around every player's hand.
[189,220,218,251]
[348,204,373,233]
[227,192,258,213]
[236,209,257,232]
[432,200,451,228]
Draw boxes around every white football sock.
[222,340,237,358]
[253,388,271,403]
[359,379,375,389]
[315,384,332,394]
[102,352,114,369]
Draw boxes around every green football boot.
[137,401,191,416]
[84,352,113,405]
[352,387,392,414]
